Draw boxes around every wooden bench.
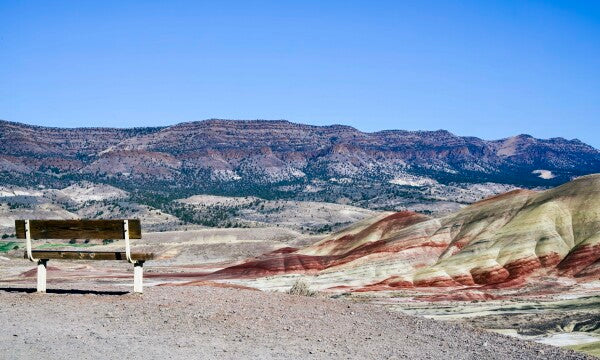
[15,219,154,293]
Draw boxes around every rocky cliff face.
[212,175,600,297]
[1,119,599,211]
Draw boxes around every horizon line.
[0,117,590,147]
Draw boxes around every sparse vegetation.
[287,279,318,297]
[566,341,600,357]
[0,242,20,252]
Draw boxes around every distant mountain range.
[1,119,599,212]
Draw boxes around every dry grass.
[287,279,317,297]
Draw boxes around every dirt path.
[0,286,591,360]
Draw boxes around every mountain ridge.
[1,118,599,212]
[0,118,593,146]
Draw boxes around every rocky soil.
[0,286,592,360]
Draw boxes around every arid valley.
[1,168,599,358]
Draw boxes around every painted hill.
[213,174,600,296]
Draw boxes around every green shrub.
[0,242,19,253]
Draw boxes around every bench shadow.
[0,287,129,296]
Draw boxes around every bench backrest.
[15,219,141,240]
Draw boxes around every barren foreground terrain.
[0,286,591,360]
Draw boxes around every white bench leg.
[133,261,144,293]
[37,259,47,293]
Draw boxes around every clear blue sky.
[1,1,599,147]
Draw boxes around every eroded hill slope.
[214,174,600,295]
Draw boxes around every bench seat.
[16,219,151,293]
[24,250,154,261]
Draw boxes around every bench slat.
[15,219,141,240]
[23,250,154,261]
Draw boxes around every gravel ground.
[0,286,591,360]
